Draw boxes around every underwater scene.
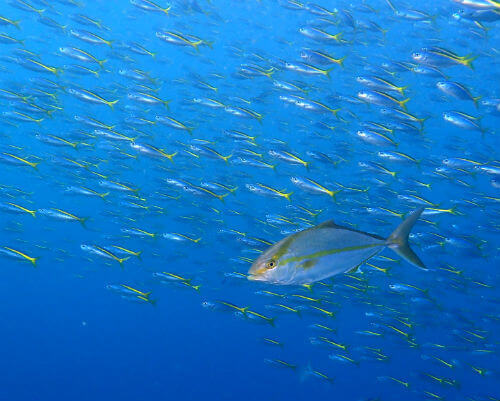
[0,0,499,400]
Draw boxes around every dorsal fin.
[315,220,386,241]
[315,220,340,229]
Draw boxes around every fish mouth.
[247,274,263,281]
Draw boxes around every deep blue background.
[0,0,499,400]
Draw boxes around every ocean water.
[0,0,499,400]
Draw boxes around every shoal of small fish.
[0,0,499,400]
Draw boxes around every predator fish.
[248,207,426,285]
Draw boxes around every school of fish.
[0,0,499,399]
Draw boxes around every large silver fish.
[248,207,426,285]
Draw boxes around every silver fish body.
[248,207,426,285]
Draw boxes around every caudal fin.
[387,207,427,270]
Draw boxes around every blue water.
[0,0,499,400]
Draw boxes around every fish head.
[357,91,368,101]
[247,237,296,284]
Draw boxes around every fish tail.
[337,56,346,68]
[398,86,408,96]
[241,306,249,314]
[107,100,119,109]
[265,69,275,79]
[218,193,229,202]
[118,257,130,265]
[169,152,178,162]
[325,67,334,80]
[191,41,202,52]
[144,291,152,298]
[329,190,342,202]
[473,96,482,108]
[448,206,463,216]
[463,55,477,69]
[191,285,201,291]
[399,98,410,111]
[13,20,21,29]
[387,207,427,270]
[192,237,202,243]
[163,6,171,15]
[283,192,293,202]
[29,209,36,218]
[99,192,110,199]
[30,257,38,267]
[98,59,108,68]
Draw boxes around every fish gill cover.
[0,0,498,400]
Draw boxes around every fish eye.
[266,259,277,269]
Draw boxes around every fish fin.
[400,98,410,110]
[463,55,477,69]
[315,220,338,229]
[118,257,130,265]
[302,283,314,292]
[346,261,364,274]
[387,207,427,270]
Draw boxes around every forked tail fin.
[387,207,427,270]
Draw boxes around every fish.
[248,207,426,284]
[0,0,498,397]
